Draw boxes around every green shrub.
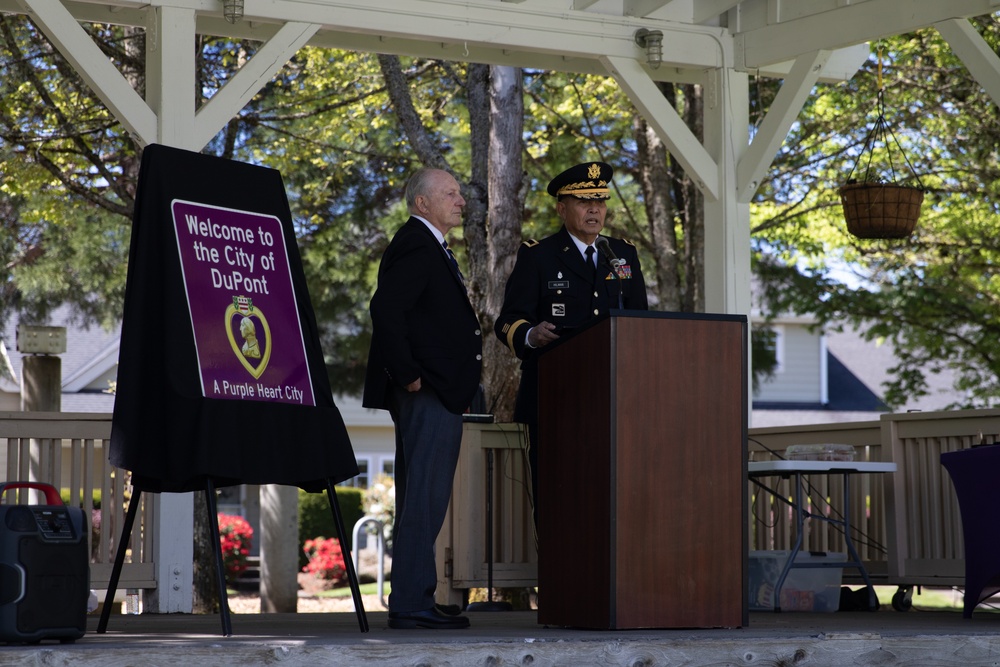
[60,489,102,509]
[298,487,364,569]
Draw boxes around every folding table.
[749,459,897,612]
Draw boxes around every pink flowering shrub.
[302,537,347,585]
[218,513,253,581]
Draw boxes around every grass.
[872,585,1000,613]
[317,582,391,599]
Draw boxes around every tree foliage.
[754,15,1000,408]
[0,16,139,329]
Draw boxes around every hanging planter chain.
[845,88,925,191]
[839,45,925,240]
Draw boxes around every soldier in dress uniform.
[494,161,648,524]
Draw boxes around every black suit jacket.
[363,217,483,415]
[494,226,648,422]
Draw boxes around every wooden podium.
[536,311,747,629]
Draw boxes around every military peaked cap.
[546,162,613,200]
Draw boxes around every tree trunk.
[632,82,705,314]
[634,111,681,310]
[192,491,219,614]
[681,84,705,313]
[482,65,525,420]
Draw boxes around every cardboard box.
[749,550,845,612]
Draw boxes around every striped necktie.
[443,240,464,282]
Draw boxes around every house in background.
[0,306,120,413]
[751,313,963,428]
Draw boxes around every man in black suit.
[363,167,483,629]
[494,161,648,523]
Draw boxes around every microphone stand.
[603,257,624,309]
[614,263,624,309]
[596,238,624,309]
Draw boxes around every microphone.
[595,237,623,268]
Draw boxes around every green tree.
[754,15,1000,408]
[0,16,139,329]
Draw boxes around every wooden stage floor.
[5,607,999,667]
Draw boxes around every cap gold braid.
[555,180,609,198]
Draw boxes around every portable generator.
[0,481,89,643]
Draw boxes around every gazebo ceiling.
[4,0,999,85]
[6,0,1000,315]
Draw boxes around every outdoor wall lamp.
[634,28,664,70]
[222,0,245,24]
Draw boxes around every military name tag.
[548,280,569,289]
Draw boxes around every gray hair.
[404,167,441,212]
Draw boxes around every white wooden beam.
[623,0,674,18]
[736,0,1000,69]
[220,0,733,71]
[191,22,320,150]
[146,6,196,149]
[757,44,868,85]
[601,55,721,200]
[702,66,751,316]
[693,0,744,24]
[738,50,830,202]
[936,18,1000,110]
[18,0,156,145]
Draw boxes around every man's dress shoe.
[387,607,471,629]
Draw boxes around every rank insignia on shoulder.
[521,239,539,248]
[623,238,636,247]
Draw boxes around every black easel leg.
[97,487,142,633]
[325,479,369,632]
[204,479,233,637]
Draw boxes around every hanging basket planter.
[839,82,925,240]
[839,181,924,239]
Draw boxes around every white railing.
[0,412,155,591]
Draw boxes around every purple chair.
[940,446,1000,618]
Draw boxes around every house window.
[337,457,370,489]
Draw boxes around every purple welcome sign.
[171,199,315,406]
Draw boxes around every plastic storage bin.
[749,550,845,612]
